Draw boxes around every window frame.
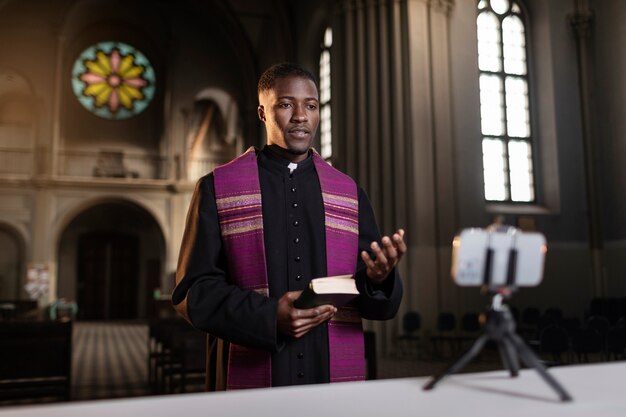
[319,27,333,163]
[477,0,539,205]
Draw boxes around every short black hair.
[257,62,318,95]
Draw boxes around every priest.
[172,62,405,389]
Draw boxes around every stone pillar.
[425,0,460,324]
[49,33,66,179]
[31,189,57,304]
[569,0,606,298]
[333,0,458,349]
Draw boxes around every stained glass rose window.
[71,41,156,120]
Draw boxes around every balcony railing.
[0,147,34,176]
[57,150,169,180]
[186,157,222,181]
[0,147,229,182]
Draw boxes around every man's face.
[258,76,320,162]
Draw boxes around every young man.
[172,63,405,389]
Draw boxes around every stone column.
[333,0,458,349]
[425,0,460,325]
[49,32,66,178]
[31,189,57,304]
[570,0,606,298]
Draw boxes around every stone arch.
[54,194,169,247]
[55,196,167,320]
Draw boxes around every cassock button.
[297,353,304,359]
[294,237,300,244]
[293,220,299,227]
[292,203,298,208]
[291,187,296,192]
[295,275,302,281]
[295,256,301,262]
[297,372,305,378]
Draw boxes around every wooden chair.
[539,325,570,365]
[147,317,195,393]
[518,307,541,342]
[456,312,482,350]
[572,327,603,362]
[586,315,611,354]
[165,331,207,393]
[606,326,626,360]
[396,311,421,358]
[431,312,457,358]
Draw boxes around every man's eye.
[307,105,318,110]
[279,103,292,108]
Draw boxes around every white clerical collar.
[288,162,298,174]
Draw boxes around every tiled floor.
[72,322,149,400]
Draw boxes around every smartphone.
[451,228,547,287]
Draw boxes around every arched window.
[477,0,535,202]
[319,27,333,161]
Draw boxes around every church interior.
[1,0,626,407]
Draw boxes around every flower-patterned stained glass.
[71,41,156,120]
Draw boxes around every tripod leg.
[423,334,489,391]
[508,333,573,402]
[497,339,519,377]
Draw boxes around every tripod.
[423,293,573,402]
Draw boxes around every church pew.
[0,320,72,403]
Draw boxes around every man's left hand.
[361,229,406,284]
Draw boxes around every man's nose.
[291,105,308,122]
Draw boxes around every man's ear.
[258,105,266,122]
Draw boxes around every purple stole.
[213,147,365,389]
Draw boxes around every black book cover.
[293,275,359,309]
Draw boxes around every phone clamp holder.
[422,292,573,402]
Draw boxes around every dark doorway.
[77,233,139,320]
[58,200,165,320]
[0,225,24,300]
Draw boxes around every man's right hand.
[276,291,337,338]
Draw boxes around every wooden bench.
[0,320,72,403]
[0,300,38,320]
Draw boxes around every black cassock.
[173,146,403,386]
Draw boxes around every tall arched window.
[319,27,333,161]
[477,0,535,202]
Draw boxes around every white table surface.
[2,362,626,417]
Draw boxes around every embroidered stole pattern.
[312,152,365,383]
[213,147,365,389]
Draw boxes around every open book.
[293,274,359,309]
